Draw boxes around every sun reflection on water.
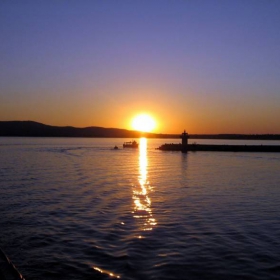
[93,266,120,278]
[132,138,157,233]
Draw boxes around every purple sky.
[1,0,280,133]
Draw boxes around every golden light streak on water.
[132,138,157,232]
[93,266,121,278]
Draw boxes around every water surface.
[0,137,280,279]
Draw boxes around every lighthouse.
[181,130,189,153]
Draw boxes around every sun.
[132,114,156,132]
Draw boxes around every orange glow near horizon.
[131,114,157,132]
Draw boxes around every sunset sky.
[1,1,280,134]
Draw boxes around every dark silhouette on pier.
[158,130,280,153]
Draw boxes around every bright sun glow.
[132,114,156,132]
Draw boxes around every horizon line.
[1,120,280,136]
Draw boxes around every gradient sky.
[1,0,280,134]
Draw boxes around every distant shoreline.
[1,121,280,140]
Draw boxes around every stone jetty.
[158,131,280,153]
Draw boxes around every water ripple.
[1,138,280,279]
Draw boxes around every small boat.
[113,145,119,150]
[123,140,138,148]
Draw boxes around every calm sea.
[0,137,280,280]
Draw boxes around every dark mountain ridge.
[0,121,280,140]
[0,121,174,138]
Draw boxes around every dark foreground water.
[1,137,280,280]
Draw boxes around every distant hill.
[0,121,177,138]
[0,121,280,140]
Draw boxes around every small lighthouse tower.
[181,130,189,153]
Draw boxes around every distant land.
[1,121,280,140]
[0,121,172,138]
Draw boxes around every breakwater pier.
[158,131,280,153]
